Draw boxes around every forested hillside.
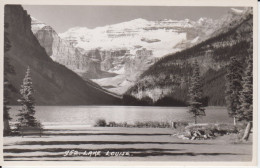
[126,10,253,106]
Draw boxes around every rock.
[177,135,190,140]
[191,136,196,140]
[32,19,90,72]
[185,130,192,137]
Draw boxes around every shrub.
[216,123,238,134]
[133,121,172,128]
[174,121,189,128]
[95,120,189,128]
[95,119,107,127]
[108,122,116,127]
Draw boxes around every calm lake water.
[9,106,232,126]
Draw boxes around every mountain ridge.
[5,5,121,105]
[30,7,247,95]
[126,8,253,106]
[31,14,222,94]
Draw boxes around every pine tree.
[188,60,205,124]
[4,23,15,136]
[17,67,39,128]
[239,49,253,141]
[225,56,243,125]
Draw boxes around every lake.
[9,106,232,127]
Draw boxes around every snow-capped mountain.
[30,7,247,95]
[57,17,220,94]
[59,18,216,58]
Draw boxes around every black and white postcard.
[0,0,258,166]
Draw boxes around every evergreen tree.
[17,67,39,128]
[225,57,243,125]
[4,23,15,136]
[188,60,205,124]
[238,48,253,141]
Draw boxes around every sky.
[22,5,243,33]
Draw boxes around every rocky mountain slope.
[31,17,93,75]
[30,7,247,95]
[59,17,220,94]
[31,17,119,81]
[126,8,253,106]
[4,5,121,105]
[32,14,224,94]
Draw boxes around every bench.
[20,127,42,137]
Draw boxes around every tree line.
[188,47,253,141]
[126,12,252,107]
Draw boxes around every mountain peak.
[67,27,89,31]
[31,16,39,22]
[30,16,46,33]
[31,16,42,24]
[198,17,206,23]
[230,8,244,15]
[121,18,150,26]
[131,18,149,22]
[61,27,90,36]
[196,17,213,26]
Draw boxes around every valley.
[30,8,248,95]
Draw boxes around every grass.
[94,119,248,141]
[3,126,252,161]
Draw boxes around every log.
[242,121,252,141]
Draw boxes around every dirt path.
[3,126,252,161]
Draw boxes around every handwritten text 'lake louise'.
[64,150,131,157]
